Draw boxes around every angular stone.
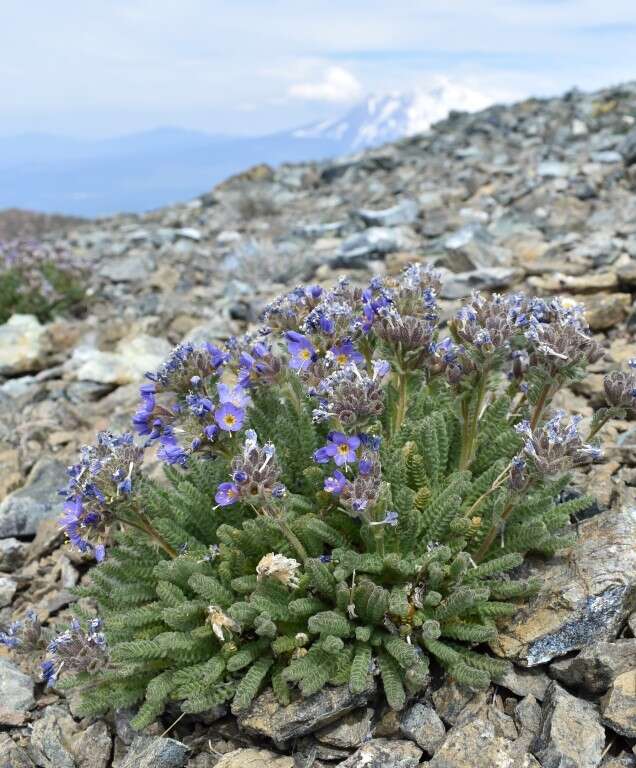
[315,706,373,748]
[514,695,542,751]
[619,128,636,165]
[0,537,27,572]
[73,335,172,385]
[125,736,189,768]
[550,639,636,694]
[338,738,423,768]
[400,702,446,755]
[99,253,155,282]
[531,682,605,768]
[429,720,539,768]
[601,670,636,738]
[0,457,65,538]
[601,755,636,768]
[0,658,35,713]
[72,721,112,768]
[0,315,46,376]
[498,665,550,701]
[439,267,523,299]
[334,226,415,266]
[0,573,17,606]
[237,681,375,743]
[580,293,631,331]
[0,734,35,768]
[29,706,78,768]
[356,199,419,227]
[431,681,482,725]
[492,508,636,666]
[207,748,294,768]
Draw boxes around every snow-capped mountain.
[293,80,498,151]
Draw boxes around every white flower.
[207,605,240,642]
[256,552,301,588]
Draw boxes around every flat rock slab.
[338,738,423,768]
[0,457,65,538]
[214,748,294,768]
[601,670,636,738]
[124,736,189,768]
[428,720,539,768]
[237,681,375,744]
[492,507,636,666]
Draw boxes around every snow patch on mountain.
[294,78,500,150]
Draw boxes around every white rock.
[74,335,172,385]
[0,574,17,607]
[0,315,46,376]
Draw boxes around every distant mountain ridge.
[0,83,497,216]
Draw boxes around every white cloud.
[288,66,363,102]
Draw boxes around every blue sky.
[2,0,636,138]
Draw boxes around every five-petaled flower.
[314,432,360,466]
[215,402,245,432]
[215,482,240,506]
[285,331,316,371]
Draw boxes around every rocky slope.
[2,81,636,767]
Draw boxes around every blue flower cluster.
[41,617,107,687]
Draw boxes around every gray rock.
[0,537,27,571]
[29,706,78,768]
[455,698,518,741]
[550,639,636,694]
[537,161,571,178]
[400,702,446,755]
[0,457,65,538]
[293,221,345,238]
[531,682,605,768]
[0,573,17,607]
[600,671,636,738]
[0,315,46,376]
[0,658,35,713]
[429,719,539,768]
[498,665,550,701]
[73,335,173,386]
[431,681,482,725]
[213,749,294,768]
[619,128,636,165]
[601,755,636,768]
[175,227,202,241]
[124,736,189,768]
[237,681,375,744]
[0,734,35,768]
[439,267,523,299]
[493,507,636,666]
[338,738,423,768]
[315,706,373,748]
[99,253,155,282]
[334,226,413,266]
[356,199,419,227]
[72,721,112,768]
[514,695,542,751]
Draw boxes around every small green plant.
[15,266,629,728]
[0,239,86,324]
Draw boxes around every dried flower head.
[256,553,301,588]
[207,606,241,642]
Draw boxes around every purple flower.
[214,402,245,432]
[372,360,390,380]
[324,470,346,494]
[132,390,156,435]
[358,458,373,476]
[41,659,57,687]
[157,434,188,465]
[217,383,250,408]
[285,331,316,371]
[204,424,219,441]
[215,482,240,506]
[329,432,360,466]
[329,340,364,366]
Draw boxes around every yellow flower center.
[299,349,311,360]
[338,444,349,454]
[336,354,348,365]
[224,414,236,426]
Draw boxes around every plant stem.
[393,371,408,436]
[460,371,488,470]
[530,383,552,431]
[119,516,177,559]
[277,520,309,563]
[586,411,612,442]
[464,461,512,520]
[474,498,516,563]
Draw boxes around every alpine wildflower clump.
[0,238,86,324]
[20,265,633,727]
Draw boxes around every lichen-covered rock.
[71,721,112,768]
[514,695,542,752]
[28,706,78,768]
[431,681,482,725]
[315,706,374,748]
[399,702,446,755]
[601,670,636,738]
[124,736,189,768]
[531,682,605,768]
[428,720,539,768]
[0,457,65,538]
[550,639,636,694]
[498,665,550,701]
[338,738,423,768]
[214,748,294,768]
[0,658,35,714]
[0,734,35,768]
[493,508,636,666]
[237,682,375,743]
